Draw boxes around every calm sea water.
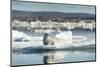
[12,30,96,66]
[12,50,95,66]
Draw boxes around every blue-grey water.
[12,50,95,66]
[12,30,96,66]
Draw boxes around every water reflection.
[12,49,95,66]
[43,51,66,64]
[42,50,95,64]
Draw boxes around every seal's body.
[43,33,65,46]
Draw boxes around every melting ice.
[12,30,95,50]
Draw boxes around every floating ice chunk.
[55,31,72,44]
[43,31,73,48]
[12,30,31,42]
[12,30,26,39]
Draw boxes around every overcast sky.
[12,0,95,14]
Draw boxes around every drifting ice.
[12,30,95,50]
[55,31,72,44]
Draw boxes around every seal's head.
[44,33,49,37]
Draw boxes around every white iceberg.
[12,30,31,42]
